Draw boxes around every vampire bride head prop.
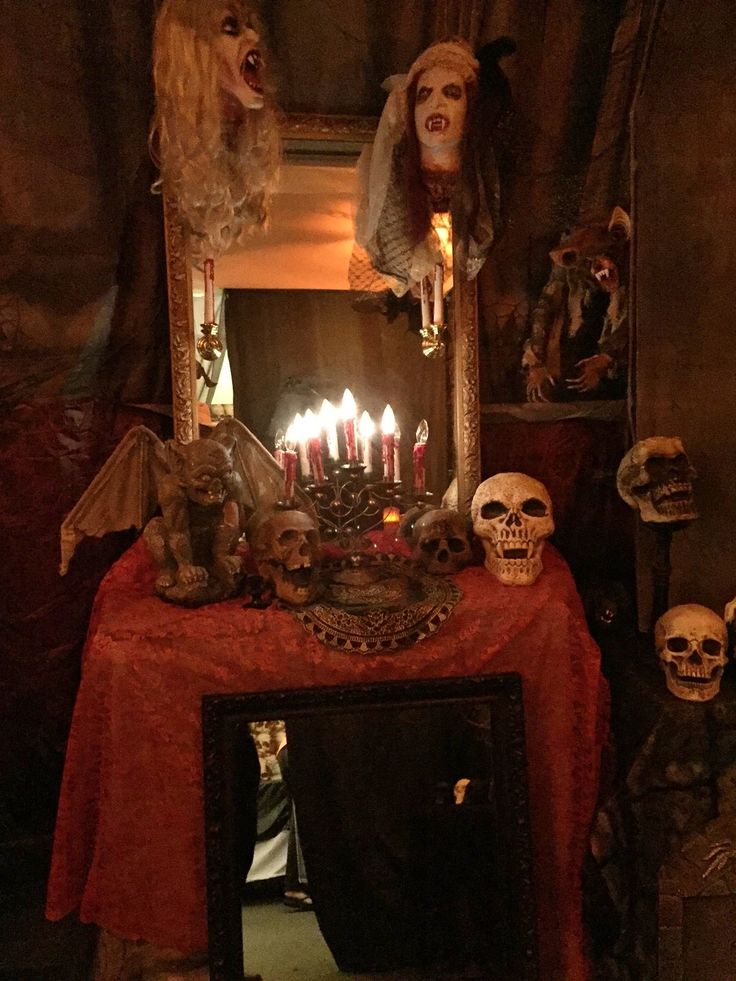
[151,0,279,259]
[350,38,511,299]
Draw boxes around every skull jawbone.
[482,541,544,586]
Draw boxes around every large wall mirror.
[202,674,537,981]
[164,111,482,514]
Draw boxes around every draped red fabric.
[47,537,608,981]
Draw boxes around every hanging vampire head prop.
[350,38,510,299]
[151,0,280,260]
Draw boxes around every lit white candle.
[381,404,396,482]
[432,261,443,325]
[341,388,358,463]
[420,276,430,329]
[358,410,375,472]
[293,412,310,478]
[319,399,339,460]
[204,257,216,324]
[282,425,298,501]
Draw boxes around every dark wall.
[634,0,736,622]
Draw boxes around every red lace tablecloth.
[47,536,608,981]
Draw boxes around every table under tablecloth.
[47,535,608,981]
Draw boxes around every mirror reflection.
[219,697,535,981]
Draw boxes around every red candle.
[413,419,429,495]
[341,389,358,463]
[282,449,297,501]
[305,409,325,483]
[307,436,325,483]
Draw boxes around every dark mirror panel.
[203,675,537,981]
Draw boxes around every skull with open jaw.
[471,473,554,586]
[655,604,728,702]
[616,436,697,524]
[248,507,321,605]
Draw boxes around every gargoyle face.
[179,440,234,506]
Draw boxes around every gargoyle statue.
[60,418,309,606]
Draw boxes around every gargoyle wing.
[212,417,314,517]
[60,425,168,575]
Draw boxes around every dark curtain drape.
[0,0,170,852]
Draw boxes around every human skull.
[616,437,697,524]
[471,473,554,586]
[410,508,471,575]
[248,507,321,605]
[655,604,728,702]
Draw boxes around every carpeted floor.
[242,898,496,980]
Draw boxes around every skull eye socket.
[702,638,722,656]
[666,636,689,653]
[521,498,548,517]
[278,529,301,545]
[448,538,467,553]
[561,249,578,266]
[481,500,508,520]
[421,538,441,553]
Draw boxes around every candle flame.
[274,428,285,451]
[359,410,375,439]
[319,398,338,425]
[340,388,357,420]
[284,424,296,451]
[416,419,429,444]
[304,407,321,439]
[381,404,396,436]
[292,412,305,440]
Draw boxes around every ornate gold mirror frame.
[162,113,481,513]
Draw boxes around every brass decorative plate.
[291,554,462,653]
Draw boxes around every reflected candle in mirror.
[381,405,396,482]
[283,424,297,500]
[359,411,375,472]
[420,276,430,329]
[413,419,429,495]
[293,412,310,478]
[204,257,215,324]
[433,261,443,324]
[273,428,285,470]
[319,399,339,461]
[341,389,358,463]
[304,409,324,483]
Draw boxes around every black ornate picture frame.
[202,673,537,981]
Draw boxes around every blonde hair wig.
[151,0,280,259]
